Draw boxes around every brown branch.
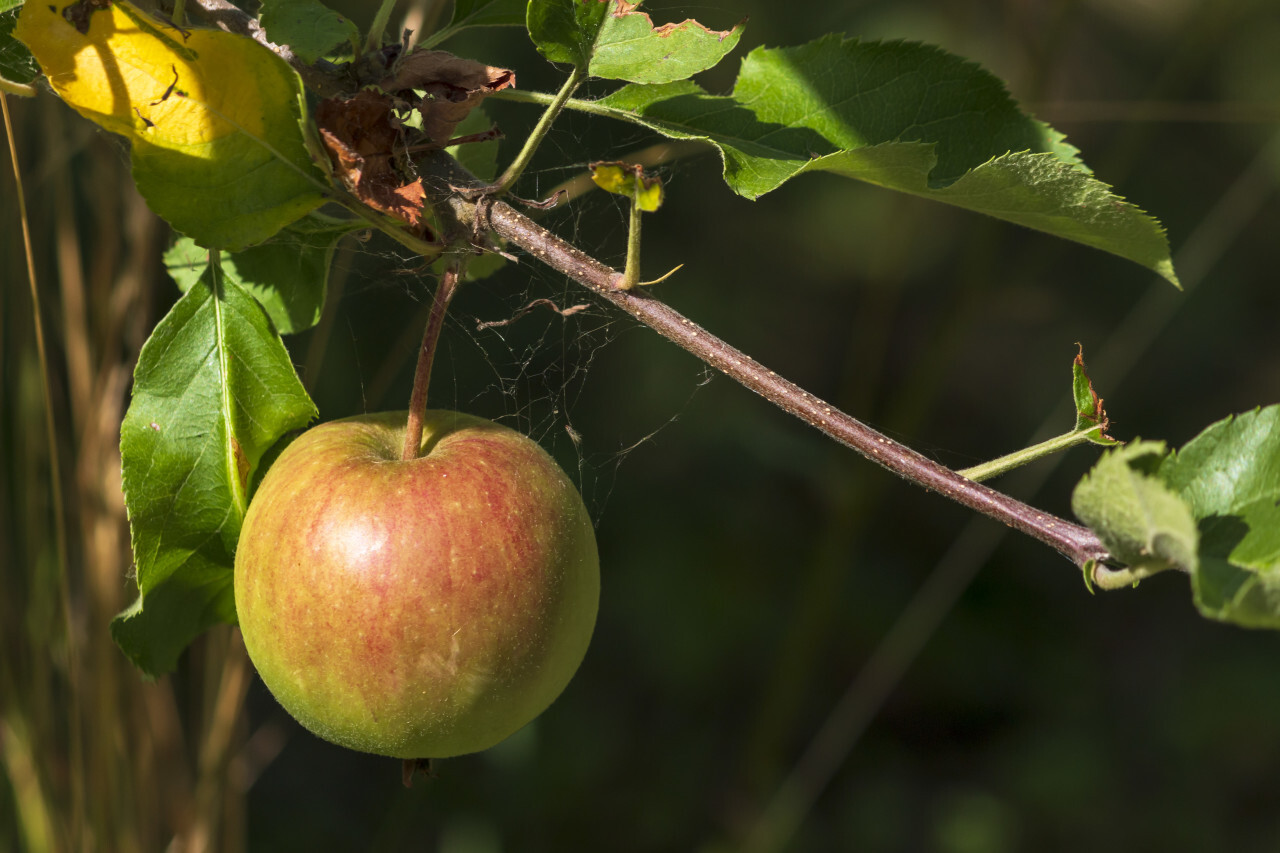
[476,298,590,330]
[417,150,1111,570]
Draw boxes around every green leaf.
[165,214,358,334]
[16,0,328,250]
[113,260,316,676]
[527,0,601,70]
[1157,406,1280,628]
[1073,353,1098,426]
[527,0,743,84]
[1073,407,1280,629]
[1229,498,1280,571]
[260,0,358,64]
[587,36,1176,283]
[1,7,38,85]
[1072,345,1118,445]
[1159,406,1280,520]
[1071,441,1199,577]
[1192,512,1280,630]
[925,152,1176,285]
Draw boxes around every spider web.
[316,125,708,522]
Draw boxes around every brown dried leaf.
[315,90,431,232]
[380,49,515,146]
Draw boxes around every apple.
[233,410,599,759]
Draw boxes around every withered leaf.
[379,49,514,146]
[315,90,431,233]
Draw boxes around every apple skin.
[233,410,599,759]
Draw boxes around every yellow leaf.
[590,161,665,212]
[17,0,327,249]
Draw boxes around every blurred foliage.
[3,0,1280,850]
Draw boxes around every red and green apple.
[234,410,599,759]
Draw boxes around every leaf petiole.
[589,161,680,290]
[614,198,681,291]
[1089,560,1177,590]
[493,66,587,194]
[364,0,400,54]
[957,428,1108,483]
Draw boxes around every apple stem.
[403,261,461,461]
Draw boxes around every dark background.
[4,0,1280,850]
